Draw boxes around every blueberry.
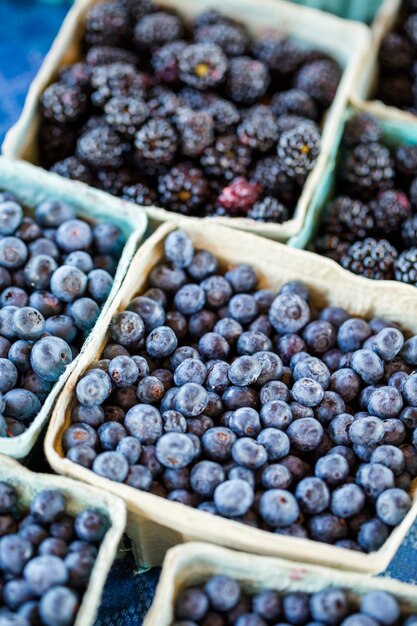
[295,477,330,514]
[315,454,349,487]
[357,518,389,552]
[50,265,88,303]
[0,359,18,393]
[372,328,404,361]
[250,314,272,336]
[76,369,112,406]
[175,284,206,315]
[30,336,72,382]
[127,296,165,332]
[62,423,98,452]
[401,335,417,365]
[109,355,139,387]
[337,318,371,352]
[331,484,365,518]
[0,237,28,269]
[257,428,290,460]
[187,249,218,281]
[287,417,323,451]
[260,381,290,405]
[228,355,261,386]
[39,585,79,626]
[293,357,330,388]
[237,330,272,355]
[252,590,281,621]
[401,444,417,477]
[0,482,17,514]
[65,550,95,587]
[231,437,267,469]
[71,297,100,331]
[66,250,94,273]
[4,389,41,423]
[262,464,292,489]
[198,332,229,360]
[175,383,209,417]
[92,451,129,482]
[23,554,68,594]
[202,427,236,461]
[225,264,257,293]
[8,340,32,373]
[124,404,163,444]
[310,589,349,624]
[23,254,58,291]
[376,488,411,525]
[229,407,261,437]
[0,201,23,235]
[147,325,178,358]
[87,268,113,302]
[164,230,194,269]
[3,578,34,611]
[163,410,187,433]
[214,317,243,344]
[367,386,403,419]
[360,591,400,626]
[253,351,283,385]
[402,371,417,406]
[0,306,19,339]
[204,575,240,611]
[44,314,77,343]
[201,275,232,308]
[176,587,209,621]
[349,416,384,446]
[341,615,379,626]
[0,534,33,575]
[98,422,126,450]
[174,358,207,387]
[35,200,75,227]
[30,490,65,524]
[214,479,254,517]
[228,293,258,325]
[125,465,153,491]
[370,445,405,475]
[303,320,336,354]
[269,293,310,334]
[110,311,145,347]
[292,377,324,407]
[67,445,96,468]
[316,391,345,424]
[259,489,299,528]
[282,592,310,624]
[156,432,195,469]
[308,513,348,544]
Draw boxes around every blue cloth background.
[0,1,417,623]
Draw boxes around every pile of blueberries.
[0,192,125,436]
[63,229,417,553]
[171,577,417,626]
[0,482,109,626]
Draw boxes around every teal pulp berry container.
[288,0,384,23]
[289,107,417,251]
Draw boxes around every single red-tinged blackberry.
[39,121,76,166]
[134,11,184,48]
[277,124,321,178]
[395,144,417,178]
[207,97,240,133]
[370,189,411,234]
[314,234,350,262]
[200,134,251,181]
[175,108,214,158]
[405,13,417,47]
[378,33,414,72]
[90,63,147,108]
[252,36,305,76]
[96,168,135,196]
[147,86,182,119]
[76,126,129,170]
[104,95,149,136]
[40,82,88,124]
[195,22,249,57]
[295,60,341,107]
[342,142,394,196]
[158,163,210,215]
[59,62,92,90]
[237,106,279,153]
[151,40,187,83]
[271,89,318,121]
[178,43,228,90]
[327,196,374,239]
[395,248,417,285]
[401,214,417,247]
[343,113,383,147]
[121,182,158,206]
[340,238,398,280]
[247,196,289,223]
[218,177,261,215]
[227,56,270,104]
[126,0,155,22]
[134,118,177,164]
[192,9,234,30]
[377,75,414,108]
[250,155,297,205]
[86,45,139,67]
[84,1,131,47]
[50,156,95,186]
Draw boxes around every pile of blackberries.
[377,0,417,114]
[0,482,109,626]
[314,113,417,285]
[171,577,417,626]
[63,229,417,553]
[38,0,342,222]
[0,191,125,436]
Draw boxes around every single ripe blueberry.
[92,451,129,482]
[164,229,194,269]
[110,311,145,348]
[76,369,112,406]
[360,591,400,626]
[331,484,365,519]
[349,416,384,446]
[259,489,299,528]
[287,417,323,451]
[310,589,349,624]
[156,432,195,469]
[295,477,330,514]
[228,355,262,386]
[269,293,310,334]
[371,328,404,361]
[214,479,254,518]
[376,488,411,526]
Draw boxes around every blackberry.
[342,143,394,196]
[395,248,417,286]
[39,121,76,166]
[151,41,187,83]
[200,134,251,181]
[134,119,177,165]
[147,86,182,119]
[378,75,414,109]
[104,96,149,137]
[76,126,128,170]
[395,145,417,178]
[277,124,321,178]
[228,57,270,104]
[252,36,305,76]
[121,182,158,206]
[271,89,318,121]
[247,196,289,223]
[126,0,155,22]
[343,113,383,147]
[86,45,139,67]
[90,63,146,108]
[218,177,261,215]
[177,87,211,111]
[341,238,398,280]
[370,190,411,234]
[80,116,108,135]
[134,11,184,48]
[314,234,350,262]
[250,156,296,205]
[59,62,92,90]
[237,106,279,152]
[207,97,240,133]
[402,214,417,247]
[195,23,249,57]
[327,196,374,239]
[175,108,214,158]
[295,60,341,107]
[276,114,318,137]
[158,163,210,215]
[50,157,95,186]
[40,82,88,124]
[96,168,134,196]
[84,1,131,47]
[178,43,228,90]
[378,33,414,72]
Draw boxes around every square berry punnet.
[45,220,417,575]
[0,156,147,461]
[2,0,370,242]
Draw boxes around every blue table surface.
[1,1,417,624]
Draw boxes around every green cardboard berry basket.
[0,453,126,626]
[288,0,385,23]
[145,542,417,626]
[0,156,147,461]
[288,104,417,250]
[2,0,370,243]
